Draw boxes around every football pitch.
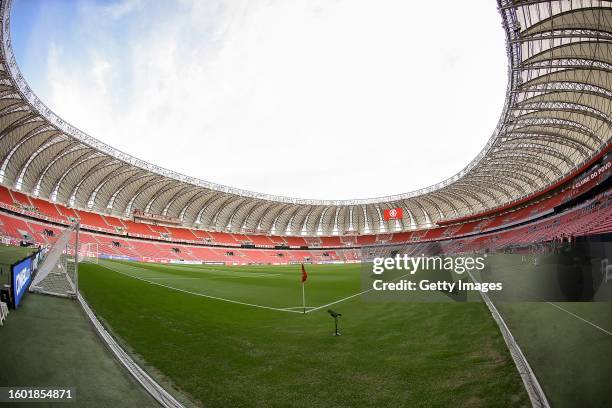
[78,259,529,407]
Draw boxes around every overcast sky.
[11,0,507,201]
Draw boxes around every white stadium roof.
[0,0,610,235]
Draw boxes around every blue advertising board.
[11,256,33,308]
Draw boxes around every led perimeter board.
[11,256,32,308]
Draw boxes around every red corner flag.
[300,264,308,314]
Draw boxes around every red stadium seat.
[0,185,13,206]
[29,197,64,221]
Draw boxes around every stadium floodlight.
[327,309,342,336]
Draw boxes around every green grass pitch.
[78,259,528,407]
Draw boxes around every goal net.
[79,242,99,264]
[30,223,79,298]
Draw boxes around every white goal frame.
[29,223,80,298]
[79,242,99,264]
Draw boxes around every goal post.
[29,223,80,298]
[79,242,99,264]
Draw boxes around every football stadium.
[0,0,611,407]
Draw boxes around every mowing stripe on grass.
[99,263,303,314]
[145,274,281,280]
[546,302,612,336]
[197,268,281,277]
[153,264,282,277]
[199,273,282,279]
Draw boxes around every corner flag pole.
[302,281,306,314]
[301,263,308,314]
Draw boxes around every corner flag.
[301,264,308,314]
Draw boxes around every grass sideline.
[78,259,528,407]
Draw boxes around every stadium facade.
[0,0,609,237]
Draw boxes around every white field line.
[306,291,370,314]
[305,273,412,314]
[546,302,612,336]
[282,306,316,310]
[99,263,303,314]
[475,261,612,337]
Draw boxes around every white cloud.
[103,0,143,19]
[40,0,507,200]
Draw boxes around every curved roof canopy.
[0,0,610,235]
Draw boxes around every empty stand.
[10,190,32,207]
[285,236,307,247]
[103,215,127,230]
[1,183,611,265]
[123,220,156,237]
[0,186,13,207]
[165,226,198,242]
[75,210,112,231]
[29,197,64,220]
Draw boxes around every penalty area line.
[99,264,303,314]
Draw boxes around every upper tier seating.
[74,210,112,231]
[10,191,32,207]
[29,197,64,220]
[284,237,308,247]
[268,236,287,245]
[192,229,213,241]
[122,220,155,236]
[246,235,276,247]
[147,224,171,236]
[206,231,239,246]
[357,235,377,246]
[0,186,13,207]
[103,215,126,230]
[320,236,342,247]
[58,206,79,221]
[165,226,198,241]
